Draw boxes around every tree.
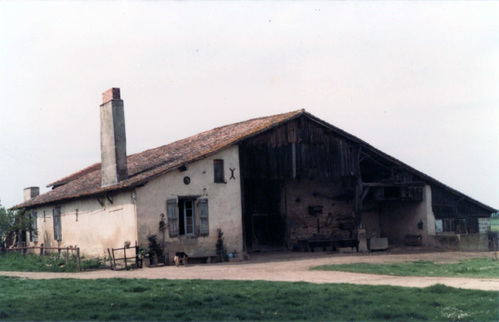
[0,200,34,251]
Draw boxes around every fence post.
[65,247,69,266]
[124,247,127,270]
[40,244,44,256]
[76,248,81,271]
[135,245,140,268]
[107,248,114,270]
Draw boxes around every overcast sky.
[1,1,498,210]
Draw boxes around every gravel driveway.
[1,250,498,291]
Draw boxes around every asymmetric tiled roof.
[14,109,497,213]
[14,110,304,209]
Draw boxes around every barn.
[14,88,496,260]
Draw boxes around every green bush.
[0,204,33,250]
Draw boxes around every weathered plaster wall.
[379,185,434,246]
[283,178,355,247]
[135,146,243,259]
[29,191,137,258]
[28,205,53,248]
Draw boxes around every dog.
[174,252,188,267]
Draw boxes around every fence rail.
[108,245,142,270]
[5,246,81,271]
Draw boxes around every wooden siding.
[240,118,359,181]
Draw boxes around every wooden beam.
[362,182,425,187]
[97,198,104,207]
[361,186,370,201]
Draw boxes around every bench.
[337,239,359,253]
[296,239,335,252]
[404,234,422,246]
[295,239,359,252]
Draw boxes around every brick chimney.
[100,88,128,187]
[23,187,40,201]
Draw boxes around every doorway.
[243,179,286,251]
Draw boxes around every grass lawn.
[312,258,499,279]
[0,277,497,321]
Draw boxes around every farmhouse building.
[14,88,496,259]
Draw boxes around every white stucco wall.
[28,191,137,258]
[135,145,243,259]
[379,184,435,246]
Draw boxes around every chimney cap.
[102,88,121,104]
[23,186,40,202]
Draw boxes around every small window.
[435,219,443,233]
[53,206,62,241]
[214,159,225,183]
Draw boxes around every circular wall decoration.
[183,176,191,185]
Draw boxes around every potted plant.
[147,235,164,266]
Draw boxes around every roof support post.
[354,147,363,230]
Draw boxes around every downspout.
[131,189,139,246]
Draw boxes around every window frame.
[179,198,196,236]
[214,159,225,183]
[167,197,209,238]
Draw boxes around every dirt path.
[1,250,498,291]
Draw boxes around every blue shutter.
[167,199,179,237]
[198,199,209,236]
[53,207,62,241]
[31,211,38,243]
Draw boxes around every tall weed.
[0,252,103,272]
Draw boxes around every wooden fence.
[5,246,81,271]
[108,245,142,270]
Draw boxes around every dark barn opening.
[238,112,496,253]
[239,116,360,252]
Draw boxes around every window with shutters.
[166,197,209,237]
[53,206,62,241]
[214,159,225,183]
[30,211,38,243]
